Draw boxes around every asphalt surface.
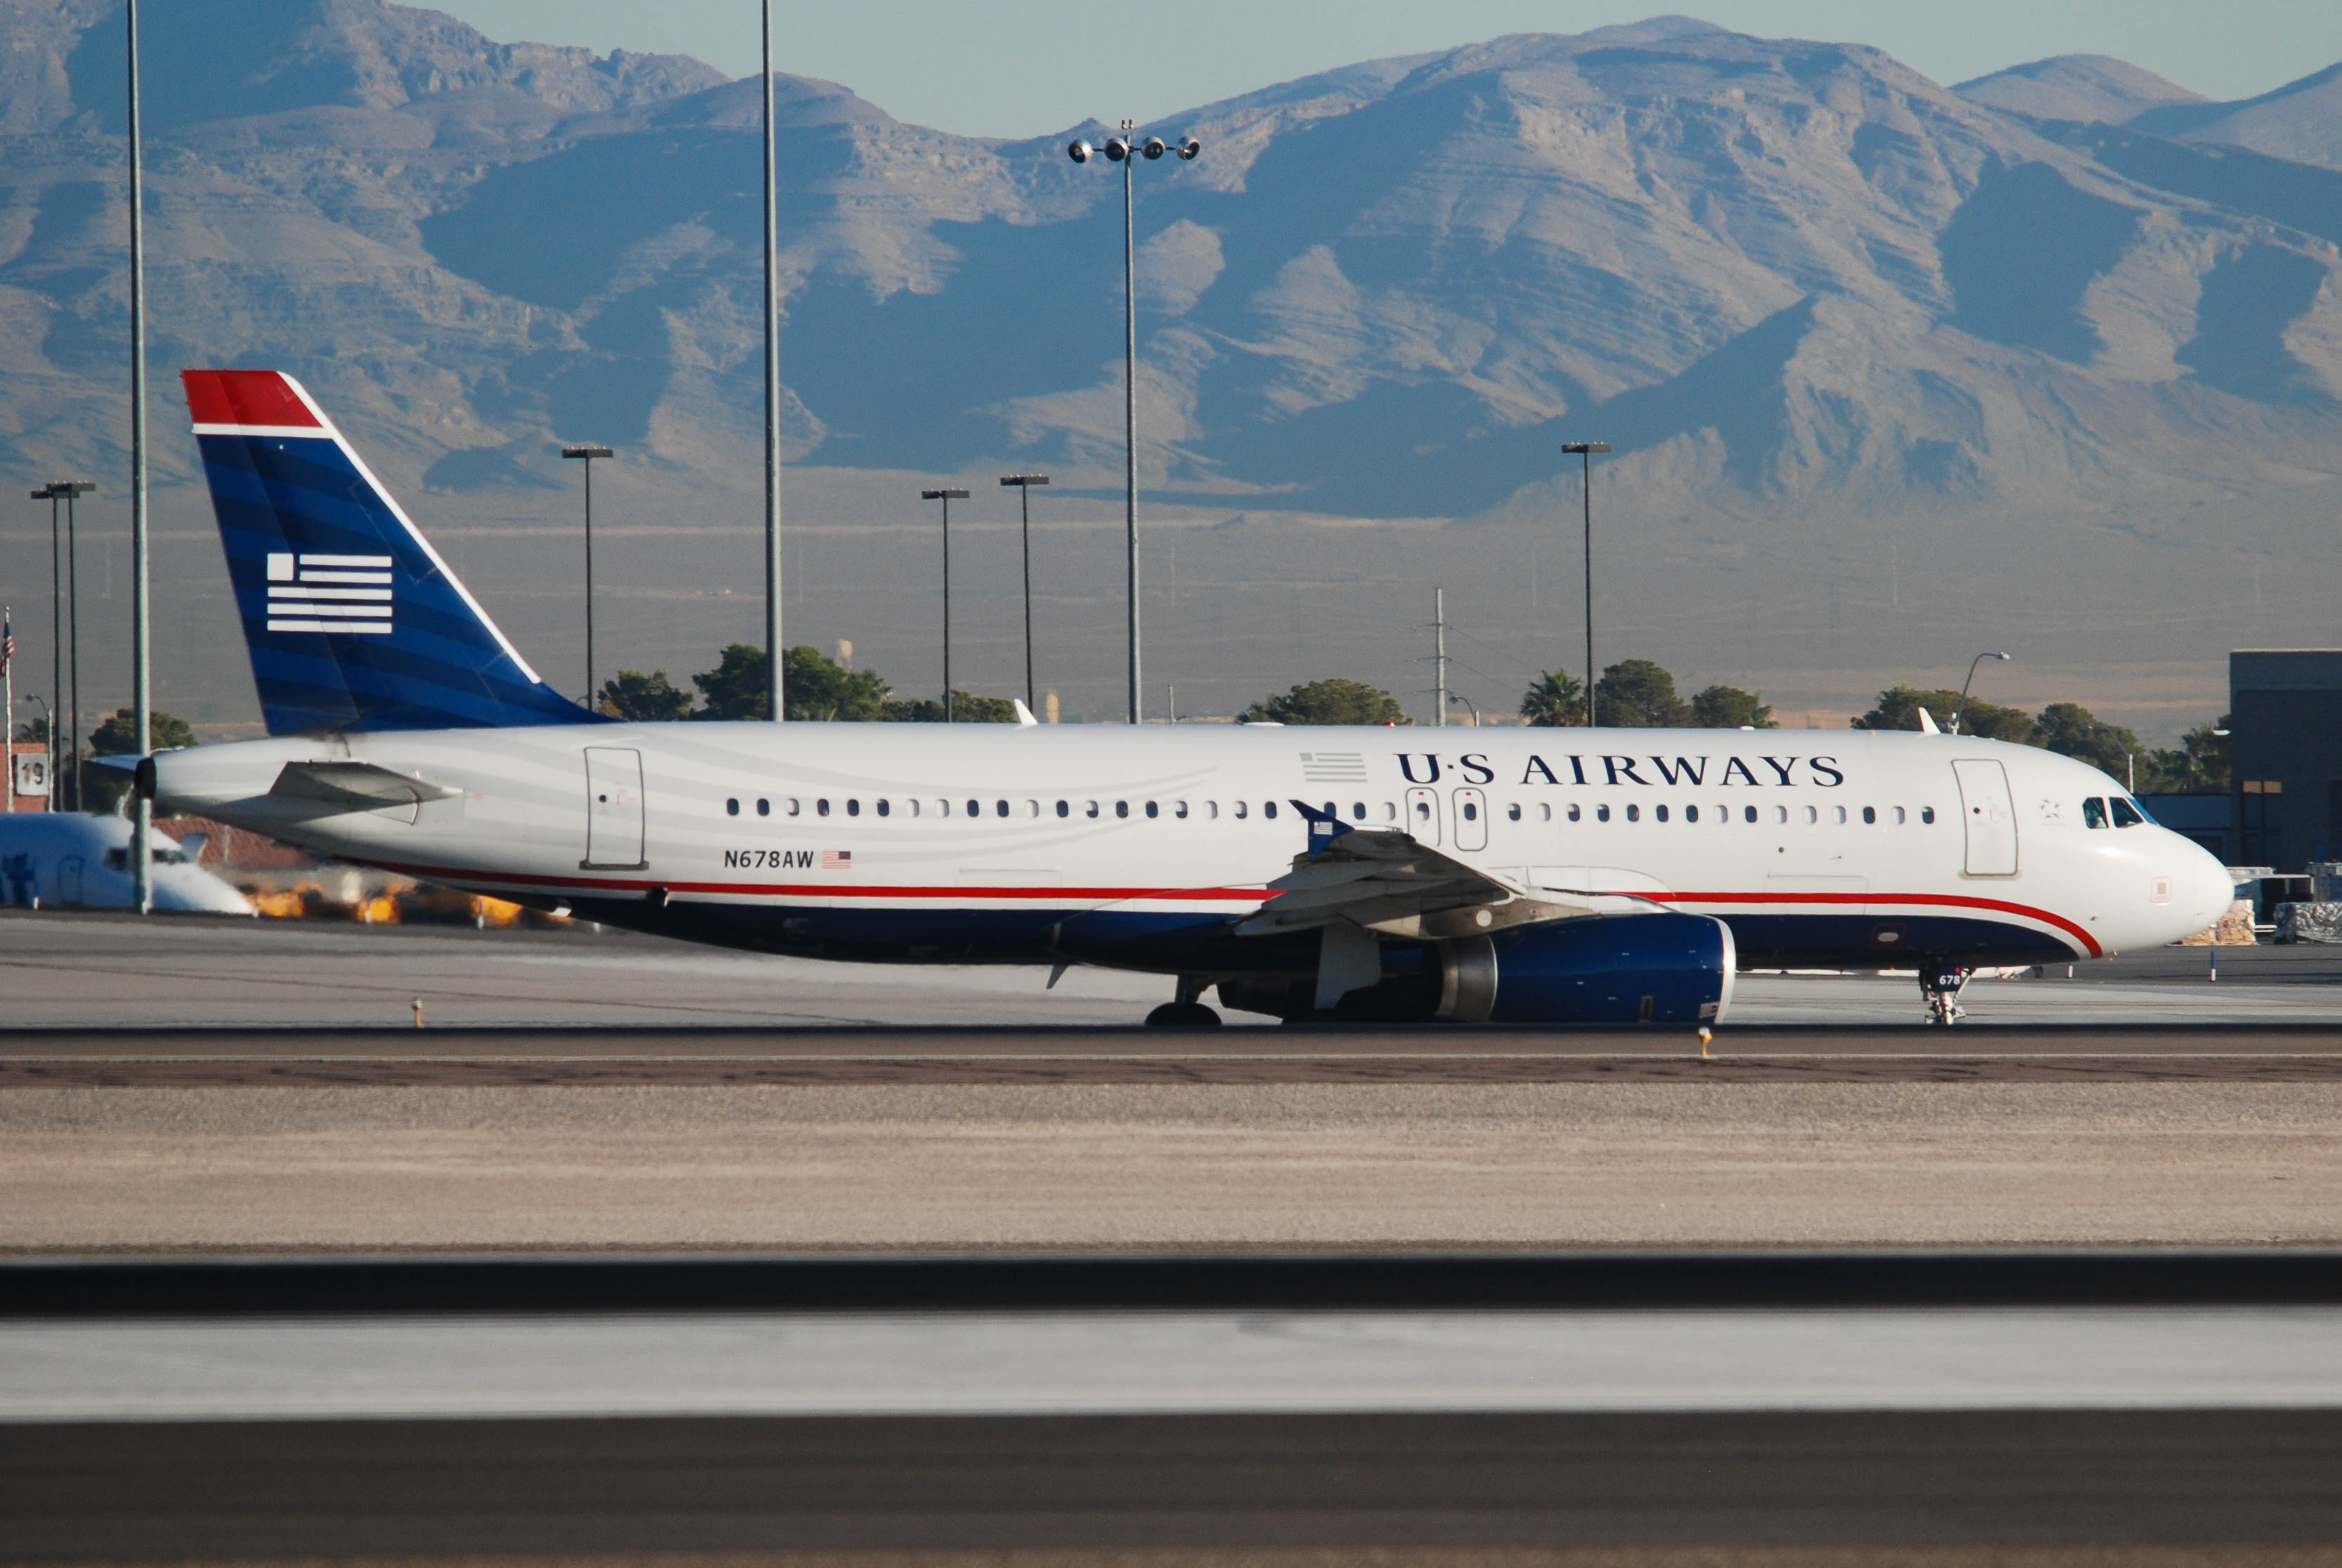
[7,1255,2342,1555]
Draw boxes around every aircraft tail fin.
[181,369,598,735]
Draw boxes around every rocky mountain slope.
[4,1,2340,732]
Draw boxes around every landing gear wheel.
[1919,963,1973,1026]
[1145,1002,1222,1028]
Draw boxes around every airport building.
[2228,649,2342,874]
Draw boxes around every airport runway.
[7,907,2341,1028]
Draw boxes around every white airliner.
[147,370,2235,1026]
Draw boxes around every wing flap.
[1236,821,1602,939]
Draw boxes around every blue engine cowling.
[1430,912,1735,1025]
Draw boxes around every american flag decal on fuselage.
[266,552,392,635]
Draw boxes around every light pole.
[33,483,92,811]
[1952,651,2011,736]
[760,0,785,723]
[923,488,969,720]
[562,444,613,706]
[1445,691,1482,727]
[127,0,152,909]
[1000,474,1049,714]
[1563,441,1610,727]
[1068,125,1200,725]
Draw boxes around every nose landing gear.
[1919,963,1972,1026]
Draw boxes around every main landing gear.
[1145,976,1223,1028]
[1920,963,1973,1026]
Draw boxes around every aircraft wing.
[1234,807,1603,942]
[269,760,462,811]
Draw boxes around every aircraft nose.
[2175,838,2237,931]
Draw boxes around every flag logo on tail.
[265,552,392,635]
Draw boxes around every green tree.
[1241,678,1411,725]
[692,644,894,722]
[883,690,1019,723]
[2034,701,2144,784]
[2142,715,2230,793]
[1688,684,1776,728]
[1594,659,1691,727]
[89,708,194,754]
[13,713,49,745]
[1854,685,2033,742]
[1519,669,1588,727]
[597,668,694,721]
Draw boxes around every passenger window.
[1264,802,1279,819]
[1775,805,1788,824]
[1507,803,1522,822]
[756,798,770,817]
[1234,801,1248,819]
[1861,806,1875,824]
[1567,803,1581,822]
[2111,798,2146,828]
[1685,805,1698,823]
[2083,798,2108,829]
[1086,801,1100,818]
[1539,803,1552,822]
[726,798,739,817]
[1144,801,1158,819]
[817,798,831,817]
[1056,801,1070,817]
[1176,801,1189,819]
[1024,801,1039,818]
[1462,801,1479,822]
[1384,803,1397,821]
[1744,805,1757,823]
[965,800,979,818]
[1655,804,1669,822]
[1833,805,1846,824]
[1116,801,1130,818]
[1413,798,1432,824]
[1922,806,1935,824]
[1206,801,1219,819]
[847,799,860,817]
[995,800,1009,817]
[876,799,891,817]
[1597,804,1611,822]
[1626,804,1641,822]
[1803,805,1816,824]
[788,798,801,816]
[1894,807,1906,824]
[907,799,921,817]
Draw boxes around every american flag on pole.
[1,610,12,676]
[822,849,852,870]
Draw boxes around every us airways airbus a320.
[143,370,2235,1027]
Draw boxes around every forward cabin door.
[583,746,647,869]
[1953,759,2019,876]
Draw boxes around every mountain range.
[4,1,2341,737]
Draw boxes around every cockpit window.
[2082,798,2108,829]
[2109,797,2146,828]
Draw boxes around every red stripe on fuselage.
[364,857,2100,954]
[1656,889,2101,957]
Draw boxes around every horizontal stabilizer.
[270,760,462,811]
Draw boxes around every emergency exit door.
[583,747,646,869]
[1405,787,1442,846]
[1952,759,2018,876]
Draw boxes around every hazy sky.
[432,1,2342,139]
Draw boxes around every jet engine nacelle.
[1430,912,1735,1025]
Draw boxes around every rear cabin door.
[1451,786,1488,851]
[583,747,647,869]
[1953,759,2019,876]
[1405,786,1442,847]
[58,855,82,905]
